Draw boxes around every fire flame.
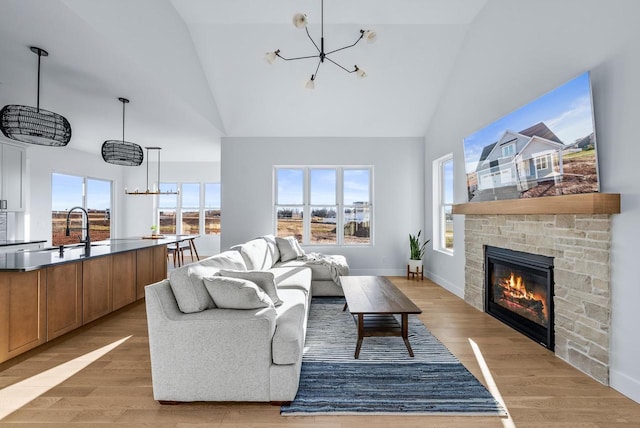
[500,272,536,300]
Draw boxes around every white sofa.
[145,235,348,403]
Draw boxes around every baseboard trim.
[424,270,464,298]
[610,368,640,404]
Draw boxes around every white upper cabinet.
[0,143,26,211]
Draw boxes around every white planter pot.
[408,259,422,272]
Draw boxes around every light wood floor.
[1,276,639,427]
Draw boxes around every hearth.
[485,246,554,350]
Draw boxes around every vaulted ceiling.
[0,0,488,161]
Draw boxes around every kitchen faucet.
[65,206,91,255]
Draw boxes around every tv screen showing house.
[462,71,599,202]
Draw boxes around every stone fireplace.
[463,213,612,384]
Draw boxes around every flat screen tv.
[463,71,599,202]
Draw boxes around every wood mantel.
[452,193,620,215]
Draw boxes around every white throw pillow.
[276,236,304,262]
[203,276,274,309]
[218,269,283,306]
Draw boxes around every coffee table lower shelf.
[347,311,413,359]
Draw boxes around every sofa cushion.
[269,266,312,295]
[272,288,307,365]
[232,238,273,270]
[169,264,219,313]
[199,250,247,270]
[203,276,274,309]
[262,234,281,265]
[276,236,304,262]
[218,269,283,306]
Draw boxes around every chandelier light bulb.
[305,76,315,90]
[265,51,278,64]
[355,66,367,79]
[292,13,308,29]
[363,30,377,43]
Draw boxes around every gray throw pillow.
[203,276,274,309]
[218,269,283,306]
[276,236,304,262]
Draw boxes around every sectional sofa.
[144,235,348,403]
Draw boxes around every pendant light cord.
[122,100,126,142]
[36,50,41,112]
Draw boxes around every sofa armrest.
[145,280,277,402]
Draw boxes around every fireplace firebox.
[485,246,554,350]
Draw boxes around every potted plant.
[150,225,159,237]
[409,230,430,272]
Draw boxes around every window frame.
[273,166,373,246]
[501,143,515,157]
[157,181,221,235]
[51,172,113,246]
[432,153,454,255]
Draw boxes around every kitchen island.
[0,236,191,364]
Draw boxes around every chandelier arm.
[276,52,320,61]
[325,56,356,73]
[305,27,321,54]
[313,58,322,80]
[325,33,364,56]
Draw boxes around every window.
[204,183,221,235]
[274,167,372,245]
[536,155,549,170]
[433,154,454,254]
[158,183,178,235]
[158,182,221,235]
[502,143,515,157]
[51,173,112,246]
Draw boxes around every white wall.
[122,160,221,256]
[221,137,424,276]
[423,0,640,403]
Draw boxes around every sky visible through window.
[52,174,111,211]
[278,168,370,204]
[463,72,594,173]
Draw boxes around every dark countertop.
[0,239,47,247]
[0,235,197,272]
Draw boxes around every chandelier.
[0,47,72,146]
[265,0,376,89]
[125,147,178,195]
[101,97,144,166]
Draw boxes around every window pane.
[180,183,200,235]
[86,178,111,242]
[276,206,303,242]
[51,173,84,246]
[344,205,370,245]
[205,183,221,235]
[277,169,303,205]
[310,169,336,205]
[310,206,337,244]
[159,209,176,234]
[444,205,453,250]
[159,183,178,208]
[344,169,370,205]
[443,159,453,205]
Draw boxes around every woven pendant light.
[0,47,72,147]
[101,97,143,166]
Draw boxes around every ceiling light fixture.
[125,147,178,195]
[101,97,144,166]
[265,0,376,89]
[0,46,72,146]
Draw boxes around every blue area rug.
[281,297,505,416]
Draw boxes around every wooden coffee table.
[341,276,422,359]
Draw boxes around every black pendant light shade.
[0,47,72,147]
[101,97,143,166]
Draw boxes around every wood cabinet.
[0,270,46,361]
[83,256,112,324]
[112,251,136,310]
[136,246,167,300]
[0,142,26,211]
[46,262,83,340]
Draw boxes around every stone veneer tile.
[463,213,612,385]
